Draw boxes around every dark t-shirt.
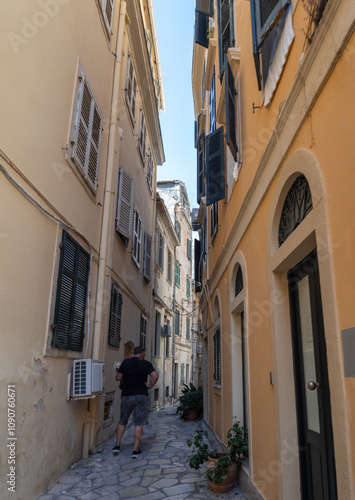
[118,357,155,397]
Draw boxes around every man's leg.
[115,424,126,446]
[133,425,143,451]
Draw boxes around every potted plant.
[176,383,203,421]
[186,420,248,493]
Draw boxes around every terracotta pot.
[186,409,198,421]
[206,453,238,493]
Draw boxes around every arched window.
[278,175,313,246]
[235,266,243,297]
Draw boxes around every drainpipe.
[172,244,176,400]
[84,0,126,458]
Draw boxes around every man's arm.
[146,370,159,390]
[116,370,124,382]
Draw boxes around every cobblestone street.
[37,406,246,500]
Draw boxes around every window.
[138,109,146,163]
[132,206,142,267]
[140,314,147,349]
[180,363,185,385]
[235,266,243,297]
[175,309,180,335]
[211,201,219,242]
[108,284,123,347]
[209,67,216,133]
[225,56,238,161]
[165,335,170,358]
[147,149,153,193]
[126,54,137,123]
[194,238,202,293]
[175,220,181,242]
[70,68,102,192]
[175,263,181,288]
[143,232,152,281]
[116,166,133,240]
[52,231,90,352]
[100,0,114,35]
[157,230,165,271]
[217,0,234,78]
[154,388,159,402]
[250,0,291,91]
[187,239,192,260]
[167,250,173,283]
[186,317,191,340]
[213,326,221,384]
[186,276,191,298]
[154,311,161,357]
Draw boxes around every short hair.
[134,346,146,355]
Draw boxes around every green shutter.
[197,132,205,204]
[194,239,202,293]
[175,310,180,335]
[187,277,191,298]
[53,231,89,351]
[195,10,209,48]
[108,284,122,347]
[196,0,214,16]
[186,317,191,340]
[217,0,234,78]
[206,127,225,206]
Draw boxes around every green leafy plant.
[176,383,203,420]
[186,419,248,485]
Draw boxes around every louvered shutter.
[206,127,225,205]
[143,232,152,281]
[194,239,202,292]
[138,110,146,162]
[196,0,214,16]
[195,10,209,48]
[72,74,102,191]
[53,231,89,352]
[213,326,221,383]
[132,207,142,267]
[197,132,205,204]
[140,314,147,349]
[187,239,192,260]
[225,56,238,161]
[108,284,122,347]
[102,0,114,33]
[116,167,133,238]
[217,0,234,78]
[250,0,290,89]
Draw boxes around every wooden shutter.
[197,132,205,204]
[195,10,209,48]
[53,231,90,352]
[132,207,142,267]
[175,263,180,288]
[138,109,146,162]
[196,0,214,16]
[116,167,133,238]
[108,284,122,347]
[143,232,152,281]
[194,239,202,293]
[140,314,147,349]
[186,317,191,340]
[250,0,290,89]
[225,56,238,161]
[187,277,191,298]
[187,239,192,260]
[217,0,234,77]
[175,310,180,335]
[72,73,102,191]
[206,127,225,205]
[126,55,137,121]
[158,232,165,271]
[101,0,114,33]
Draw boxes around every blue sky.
[153,0,198,209]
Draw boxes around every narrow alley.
[37,406,245,500]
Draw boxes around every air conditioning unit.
[163,324,172,337]
[72,359,105,398]
[197,345,203,355]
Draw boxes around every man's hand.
[145,370,159,389]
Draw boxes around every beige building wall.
[0,1,164,498]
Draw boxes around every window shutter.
[138,109,146,162]
[143,232,152,281]
[175,310,180,335]
[186,317,191,340]
[217,0,234,78]
[213,326,221,383]
[195,10,209,48]
[132,207,142,267]
[101,0,114,33]
[194,238,202,292]
[187,239,192,260]
[72,74,102,191]
[108,284,122,347]
[175,263,180,288]
[126,56,137,121]
[196,0,214,16]
[175,220,181,242]
[250,0,290,89]
[53,231,90,352]
[206,127,225,206]
[194,120,198,149]
[197,132,205,204]
[225,55,238,161]
[158,233,165,271]
[116,167,133,239]
[187,277,191,298]
[140,314,147,349]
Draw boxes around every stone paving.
[37,406,248,500]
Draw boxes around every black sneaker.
[132,449,142,459]
[112,445,120,455]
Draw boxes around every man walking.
[113,346,159,458]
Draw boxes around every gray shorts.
[119,395,149,426]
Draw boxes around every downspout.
[172,244,176,400]
[83,0,127,459]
